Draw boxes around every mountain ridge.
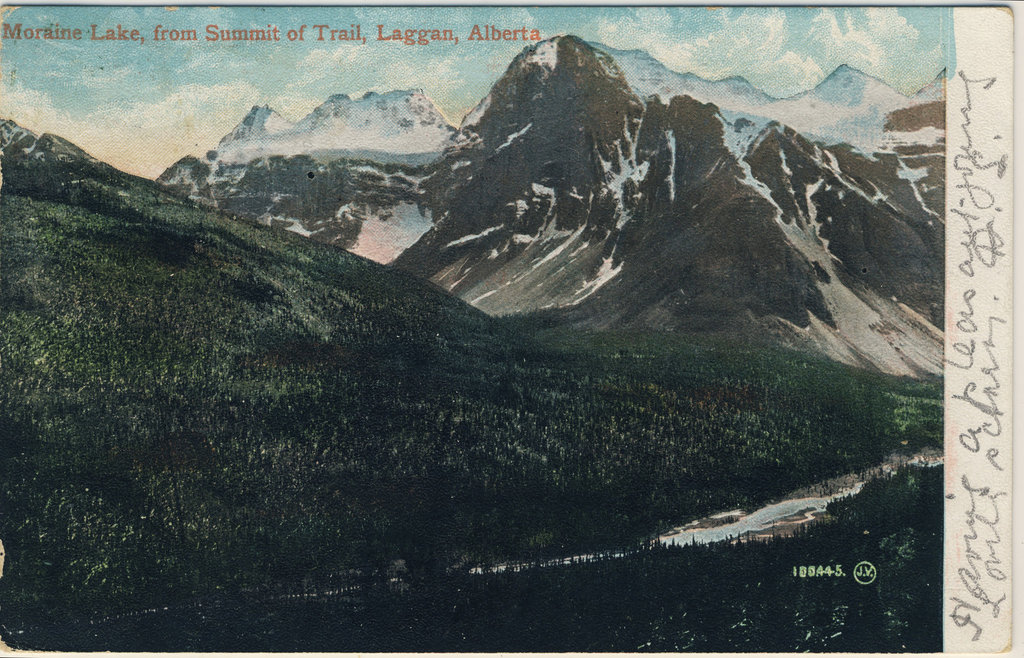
[583,43,942,105]
[589,41,944,152]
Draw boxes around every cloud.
[807,8,922,84]
[774,52,825,91]
[866,8,920,44]
[77,65,137,89]
[115,81,262,150]
[0,85,77,136]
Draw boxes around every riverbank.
[660,448,943,545]
[473,449,943,573]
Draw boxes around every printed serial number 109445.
[792,564,845,578]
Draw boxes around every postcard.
[0,4,1013,653]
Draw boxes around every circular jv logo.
[853,561,877,585]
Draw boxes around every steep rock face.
[743,126,943,321]
[398,35,647,310]
[543,97,837,335]
[395,37,944,377]
[879,89,945,225]
[157,91,453,263]
[159,154,431,262]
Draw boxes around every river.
[472,450,943,573]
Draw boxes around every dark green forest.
[0,148,942,650]
[7,468,943,653]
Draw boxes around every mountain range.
[590,42,944,153]
[153,35,943,377]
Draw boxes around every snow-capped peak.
[218,105,293,148]
[296,88,448,132]
[798,64,911,108]
[589,42,776,107]
[211,90,456,165]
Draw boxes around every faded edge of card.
[943,5,1014,654]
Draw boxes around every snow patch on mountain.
[665,130,677,201]
[719,117,783,220]
[526,40,559,71]
[267,215,318,237]
[495,123,532,153]
[445,225,502,248]
[600,115,649,229]
[0,119,35,148]
[533,224,587,269]
[896,157,939,219]
[573,256,622,303]
[461,94,491,129]
[531,182,554,198]
[877,127,945,151]
[718,112,771,159]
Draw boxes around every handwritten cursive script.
[947,69,1010,644]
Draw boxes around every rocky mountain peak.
[395,38,944,378]
[454,36,641,155]
[218,105,293,148]
[800,64,911,107]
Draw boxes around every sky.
[0,6,954,178]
